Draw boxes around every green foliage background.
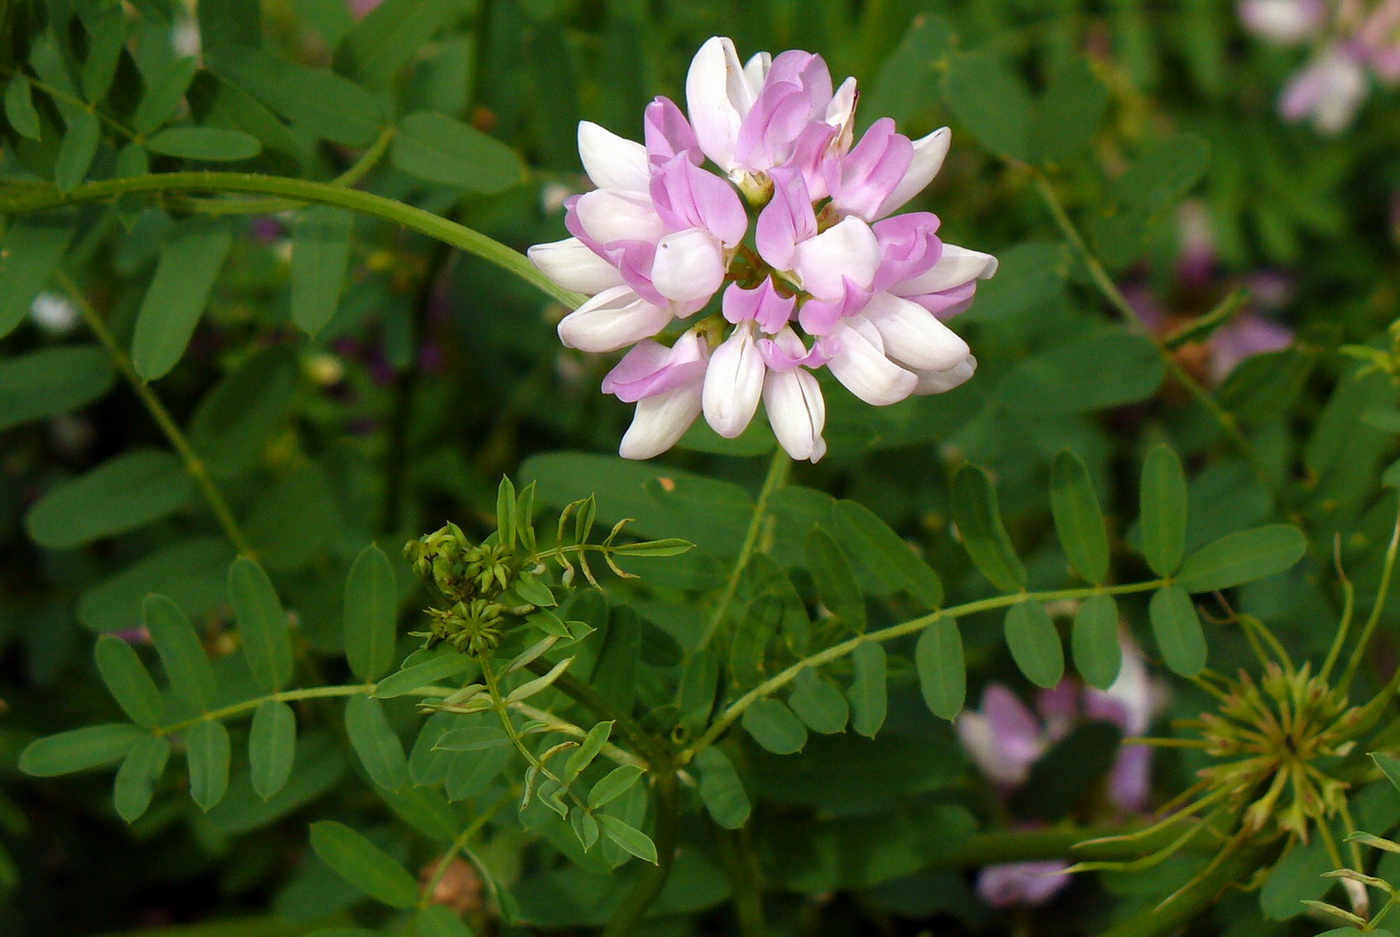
[2,0,1400,936]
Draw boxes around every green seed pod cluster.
[404,524,529,657]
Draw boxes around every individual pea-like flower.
[528,36,996,463]
[955,635,1165,908]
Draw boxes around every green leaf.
[1260,834,1336,919]
[391,111,525,192]
[588,764,645,809]
[134,56,200,135]
[310,820,420,909]
[941,50,1033,162]
[788,669,849,734]
[415,905,476,937]
[249,700,297,800]
[1175,525,1307,593]
[55,110,100,191]
[742,698,807,755]
[206,47,384,147]
[1049,451,1109,583]
[20,724,145,777]
[228,557,293,692]
[189,345,298,479]
[143,594,216,712]
[344,544,398,682]
[1004,601,1064,689]
[291,206,354,336]
[113,735,171,823]
[81,537,233,633]
[344,695,409,791]
[848,643,888,738]
[596,814,658,865]
[806,527,866,631]
[570,808,600,851]
[0,346,114,430]
[952,464,1026,592]
[145,126,261,161]
[1032,57,1109,165]
[608,538,695,557]
[1140,445,1187,576]
[995,329,1164,414]
[373,650,474,699]
[915,617,965,720]
[694,747,751,830]
[185,720,231,810]
[830,500,943,608]
[198,0,264,49]
[1113,134,1212,214]
[434,726,510,752]
[94,636,165,729]
[1372,752,1400,794]
[131,220,233,381]
[26,449,191,548]
[564,721,613,780]
[5,77,40,140]
[0,215,76,337]
[338,0,472,89]
[1149,586,1207,677]
[1071,594,1122,690]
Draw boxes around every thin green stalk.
[1341,499,1400,693]
[174,124,398,216]
[418,790,513,910]
[56,269,257,559]
[2,173,583,308]
[1095,835,1279,937]
[685,577,1167,758]
[528,663,668,769]
[714,824,771,937]
[696,447,792,651]
[600,768,681,937]
[1030,172,1275,490]
[154,682,455,736]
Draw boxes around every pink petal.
[794,216,881,300]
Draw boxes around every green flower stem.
[601,767,681,937]
[1341,498,1400,693]
[528,662,670,769]
[940,823,1216,869]
[714,824,772,937]
[174,124,398,217]
[1029,172,1276,491]
[685,577,1167,759]
[55,269,258,560]
[153,682,455,736]
[0,172,584,309]
[418,790,513,910]
[1095,835,1279,937]
[696,447,793,652]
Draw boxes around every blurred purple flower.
[1280,43,1370,133]
[956,634,1165,907]
[1239,0,1328,44]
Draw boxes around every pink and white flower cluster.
[955,636,1164,908]
[1240,0,1400,133]
[529,37,996,463]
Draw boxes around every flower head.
[529,36,996,463]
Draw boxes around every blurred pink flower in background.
[1242,0,1400,132]
[956,636,1165,907]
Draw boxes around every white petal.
[876,126,951,218]
[686,37,750,172]
[557,286,672,353]
[862,292,970,371]
[793,216,880,298]
[743,51,772,97]
[892,243,998,295]
[619,382,703,459]
[577,121,649,193]
[825,76,859,153]
[573,189,665,245]
[825,319,917,406]
[764,367,826,462]
[913,355,977,395]
[528,237,625,294]
[649,228,727,304]
[702,324,765,437]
